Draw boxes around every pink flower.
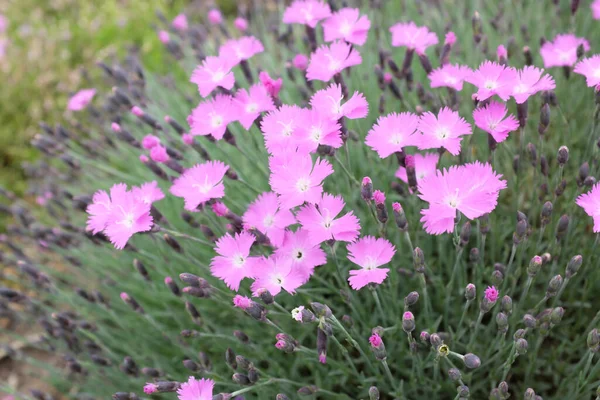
[190,56,235,97]
[233,295,252,309]
[251,255,305,296]
[416,107,472,156]
[234,17,249,31]
[177,377,214,400]
[369,333,383,348]
[306,41,362,82]
[170,161,229,211]
[347,236,395,290]
[540,34,590,68]
[67,89,96,111]
[445,31,456,46]
[576,182,600,232]
[211,231,257,291]
[511,66,556,104]
[484,286,499,303]
[234,84,275,130]
[593,0,600,19]
[322,8,370,45]
[295,109,343,153]
[293,54,309,71]
[389,21,438,54]
[212,202,229,217]
[309,83,368,121]
[150,145,169,163]
[182,134,194,145]
[373,190,385,205]
[291,306,305,322]
[396,152,440,184]
[188,94,235,140]
[472,101,520,143]
[260,105,304,153]
[103,185,153,250]
[158,30,170,44]
[418,162,507,235]
[142,134,160,150]
[86,188,114,234]
[366,112,420,158]
[428,64,472,91]
[465,61,518,101]
[208,9,223,25]
[497,45,507,61]
[296,193,360,246]
[131,106,144,117]
[269,151,334,209]
[275,229,327,280]
[132,181,165,205]
[219,36,264,63]
[143,383,157,394]
[574,55,600,87]
[172,14,188,31]
[282,0,332,28]
[259,71,283,98]
[242,192,296,247]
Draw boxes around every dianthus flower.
[260,105,304,153]
[428,64,472,91]
[296,193,360,246]
[211,201,229,217]
[210,231,258,291]
[322,8,370,45]
[472,101,520,143]
[484,286,499,303]
[309,83,368,121]
[396,152,439,185]
[67,89,96,111]
[465,61,518,101]
[369,333,383,347]
[275,229,327,281]
[234,84,275,129]
[142,134,160,150]
[234,17,248,31]
[233,294,252,309]
[540,34,590,68]
[295,109,342,153]
[188,94,235,140]
[291,306,305,322]
[177,377,214,400]
[158,30,170,44]
[416,107,472,156]
[207,9,223,25]
[219,36,264,64]
[347,236,395,290]
[251,255,305,296]
[389,21,438,54]
[172,14,188,31]
[282,0,331,28]
[170,161,229,211]
[511,66,556,104]
[150,145,169,163]
[259,71,283,98]
[190,55,235,97]
[574,55,600,88]
[365,112,420,158]
[418,162,507,235]
[576,182,600,232]
[242,192,295,248]
[269,151,333,209]
[293,54,309,71]
[306,41,362,82]
[593,0,600,19]
[132,181,165,205]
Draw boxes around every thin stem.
[158,226,212,245]
[419,273,431,320]
[468,311,484,348]
[334,154,360,186]
[456,300,472,339]
[381,359,397,393]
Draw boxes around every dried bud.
[463,353,481,369]
[566,255,582,279]
[557,146,569,166]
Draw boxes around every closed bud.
[448,368,462,382]
[566,255,582,278]
[555,179,567,197]
[246,301,267,321]
[514,329,527,340]
[361,177,373,202]
[579,162,590,184]
[233,330,249,344]
[584,176,596,187]
[133,259,150,281]
[463,353,481,369]
[420,331,430,343]
[514,219,528,245]
[465,283,476,301]
[491,270,504,287]
[163,234,182,253]
[513,155,520,174]
[257,288,274,305]
[557,146,569,166]
[212,394,231,400]
[235,355,252,370]
[576,41,585,57]
[460,222,471,247]
[542,253,552,264]
[341,314,353,328]
[232,373,250,385]
[404,292,419,307]
[499,381,509,397]
[413,247,426,273]
[527,143,537,166]
[310,302,332,318]
[458,385,470,398]
[496,312,509,333]
[183,359,200,372]
[541,202,553,226]
[164,277,180,296]
[479,213,490,234]
[501,296,513,315]
[546,275,563,297]
[550,307,564,325]
[523,314,536,329]
[588,329,600,352]
[540,156,549,176]
[469,248,479,263]
[276,395,291,400]
[528,255,543,277]
[225,348,237,369]
[430,333,443,349]
[538,103,550,135]
[248,367,259,383]
[368,386,380,400]
[555,215,570,242]
[405,155,418,192]
[524,388,536,400]
[297,386,318,396]
[516,338,529,355]
[392,202,408,232]
[402,311,415,333]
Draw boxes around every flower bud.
[496,312,509,333]
[232,373,250,385]
[523,314,536,329]
[527,143,537,166]
[501,296,513,315]
[369,386,380,400]
[402,311,415,333]
[413,247,426,273]
[235,355,252,371]
[527,255,543,277]
[460,222,471,247]
[540,156,549,177]
[317,327,329,363]
[369,333,386,360]
[555,215,569,242]
[297,386,318,396]
[514,219,528,245]
[557,146,569,166]
[185,301,201,325]
[555,179,567,197]
[392,202,408,232]
[448,368,462,382]
[420,331,430,344]
[429,333,443,349]
[566,255,582,279]
[584,176,596,187]
[310,302,332,318]
[491,270,504,287]
[542,253,552,265]
[498,381,509,398]
[463,353,481,369]
[248,367,259,383]
[524,388,536,400]
[588,329,599,352]
[183,359,200,372]
[516,338,529,355]
[546,275,563,298]
[276,395,291,400]
[342,314,353,328]
[579,162,590,185]
[257,288,274,305]
[361,177,373,202]
[458,385,470,398]
[404,292,419,308]
[540,202,553,226]
[225,348,237,370]
[550,307,564,325]
[465,283,476,301]
[469,248,480,264]
[233,330,249,344]
[479,213,490,234]
[405,155,418,192]
[514,329,527,340]
[538,103,550,135]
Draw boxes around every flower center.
[389,133,403,145]
[310,126,323,142]
[594,68,600,78]
[488,121,499,131]
[325,54,341,72]
[210,113,224,128]
[263,214,275,227]
[212,69,225,82]
[293,249,304,260]
[339,21,352,36]
[273,274,284,286]
[484,80,497,90]
[246,103,258,113]
[513,83,528,94]
[444,75,458,84]
[296,177,311,193]
[364,256,377,270]
[121,213,134,229]
[445,188,460,208]
[232,254,246,268]
[277,120,294,137]
[436,126,450,139]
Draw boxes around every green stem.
[334,154,360,186]
[468,312,484,349]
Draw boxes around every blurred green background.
[0,0,201,196]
